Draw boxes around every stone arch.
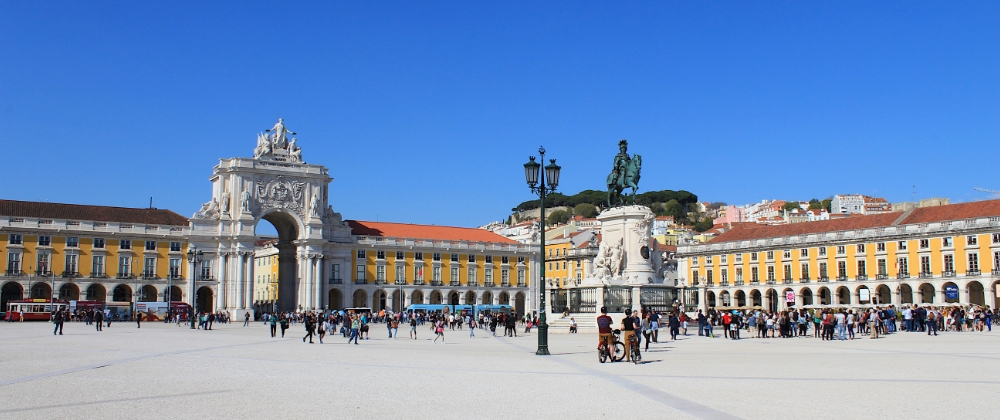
[719,290,731,307]
[857,285,872,304]
[899,283,914,304]
[919,283,935,304]
[372,289,387,311]
[967,280,985,306]
[734,290,746,307]
[410,290,425,305]
[836,286,851,305]
[481,291,493,305]
[875,284,892,305]
[781,288,794,308]
[690,290,700,306]
[499,292,510,305]
[112,284,132,302]
[352,289,368,307]
[766,288,779,312]
[706,290,717,308]
[196,286,214,312]
[329,289,343,310]
[750,289,762,307]
[255,209,303,312]
[465,291,476,305]
[817,287,831,306]
[59,283,80,301]
[30,282,52,300]
[448,291,460,306]
[391,290,404,312]
[514,292,526,316]
[800,287,813,306]
[429,290,443,304]
[1,281,23,311]
[139,285,158,302]
[86,283,106,301]
[167,285,182,302]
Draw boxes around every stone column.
[631,285,642,313]
[235,253,245,310]
[246,252,255,312]
[596,286,606,313]
[700,285,709,313]
[217,253,228,310]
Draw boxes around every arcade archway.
[86,284,106,301]
[30,283,51,300]
[353,290,368,308]
[59,283,80,301]
[255,210,301,312]
[515,292,525,315]
[140,285,158,302]
[329,289,343,310]
[112,285,131,302]
[1,282,23,311]
[197,286,214,312]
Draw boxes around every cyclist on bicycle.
[597,306,613,352]
[621,309,637,361]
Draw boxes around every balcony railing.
[750,280,760,285]
[198,276,215,281]
[517,281,526,287]
[967,269,981,276]
[36,270,52,276]
[5,270,25,277]
[330,278,343,285]
[942,270,956,277]
[414,280,425,285]
[783,278,793,284]
[800,278,810,283]
[896,272,910,280]
[394,280,406,285]
[766,279,776,285]
[501,281,511,287]
[61,271,80,278]
[719,280,728,286]
[856,275,868,281]
[375,279,387,285]
[993,269,1000,276]
[430,280,442,286]
[817,277,829,283]
[449,280,460,286]
[734,280,745,286]
[876,274,889,280]
[117,273,135,280]
[90,273,108,279]
[918,272,933,279]
[142,274,159,280]
[354,279,367,285]
[836,276,848,282]
[482,282,494,288]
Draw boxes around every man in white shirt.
[835,311,847,340]
[903,307,913,332]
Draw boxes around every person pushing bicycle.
[597,306,613,352]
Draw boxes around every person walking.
[433,320,445,343]
[927,310,938,336]
[269,313,278,337]
[136,312,143,329]
[387,317,394,338]
[409,316,418,340]
[469,315,476,338]
[243,312,250,327]
[669,312,680,341]
[318,317,328,344]
[303,314,316,343]
[349,316,360,345]
[94,310,104,331]
[52,309,65,335]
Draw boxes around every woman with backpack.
[433,319,445,343]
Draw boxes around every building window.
[7,252,21,273]
[120,239,131,250]
[169,258,180,278]
[876,242,885,252]
[576,260,582,267]
[735,254,742,263]
[414,266,424,282]
[897,241,907,250]
[357,250,366,259]
[766,251,774,260]
[118,256,132,277]
[415,252,423,261]
[393,251,402,260]
[501,269,510,285]
[877,259,886,276]
[706,269,713,283]
[857,260,866,277]
[92,256,104,277]
[692,258,698,267]
[502,256,510,264]
[943,237,953,247]
[200,261,212,280]
[486,255,493,264]
[836,246,845,255]
[751,253,758,261]
[819,262,828,278]
[394,265,404,283]
[856,244,865,253]
[783,250,791,259]
[801,263,809,279]
[468,267,477,285]
[751,267,759,282]
[356,265,366,282]
[376,250,386,260]
[943,255,954,273]
[9,234,22,245]
[993,233,1000,244]
[67,237,79,248]
[837,261,846,278]
[735,268,743,282]
[170,242,181,252]
[451,254,459,262]
[548,262,552,270]
[94,238,105,249]
[65,254,78,274]
[432,266,442,282]
[468,254,476,263]
[968,253,979,272]
[784,264,792,279]
[967,235,978,246]
[819,247,827,256]
[562,261,567,270]
[548,249,553,258]
[721,269,728,283]
[145,241,157,251]
[451,267,459,283]
[995,252,1000,271]
[692,270,699,282]
[721,255,727,264]
[518,256,525,264]
[919,239,929,249]
[920,256,930,274]
[433,253,441,261]
[766,266,774,281]
[376,265,386,281]
[38,236,51,247]
[518,269,526,285]
[706,256,713,264]
[144,257,156,278]
[897,257,908,275]
[485,268,494,285]
[800,249,808,258]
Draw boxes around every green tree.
[546,209,570,226]
[693,219,714,232]
[662,199,683,221]
[821,198,832,212]
[782,201,801,212]
[573,203,598,218]
[808,199,822,210]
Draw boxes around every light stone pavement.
[1,321,998,419]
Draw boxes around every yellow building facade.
[678,201,1000,311]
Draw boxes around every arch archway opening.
[481,291,493,306]
[800,288,813,306]
[734,290,746,307]
[255,211,301,312]
[392,290,403,312]
[967,281,985,306]
[781,288,794,308]
[352,290,368,308]
[900,284,914,304]
[86,284,106,302]
[1,282,24,311]
[918,283,935,304]
[196,286,214,312]
[449,291,460,306]
[750,290,762,307]
[59,283,80,301]
[817,287,830,306]
[410,290,425,306]
[499,292,510,305]
[719,291,731,307]
[464,291,476,305]
[837,287,851,305]
[514,292,526,316]
[329,289,344,310]
[373,290,387,311]
[140,285,158,302]
[112,284,132,302]
[31,283,52,300]
[429,291,443,304]
[875,284,892,305]
[706,291,716,308]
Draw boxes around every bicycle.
[599,329,626,363]
[626,330,642,364]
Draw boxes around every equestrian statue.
[606,139,642,207]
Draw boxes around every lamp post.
[187,246,203,329]
[523,147,561,356]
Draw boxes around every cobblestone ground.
[0,321,998,419]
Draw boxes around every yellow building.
[678,200,1000,311]
[545,229,599,289]
[253,239,280,307]
[346,221,536,316]
[1,200,192,312]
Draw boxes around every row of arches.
[0,282,214,313]
[701,280,995,310]
[333,289,527,315]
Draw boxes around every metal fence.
[640,287,674,313]
[551,289,568,313]
[569,288,598,313]
[604,286,632,313]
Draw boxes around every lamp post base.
[535,323,550,355]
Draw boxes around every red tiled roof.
[0,199,189,226]
[709,212,902,243]
[347,220,516,243]
[900,200,1000,224]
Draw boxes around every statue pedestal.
[596,205,657,285]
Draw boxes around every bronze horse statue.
[607,154,641,207]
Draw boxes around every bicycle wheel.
[612,342,626,362]
[599,347,608,363]
[631,345,641,364]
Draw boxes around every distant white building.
[832,194,891,215]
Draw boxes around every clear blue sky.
[2,2,998,231]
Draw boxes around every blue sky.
[2,2,998,232]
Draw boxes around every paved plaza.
[1,321,998,419]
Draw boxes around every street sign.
[945,285,959,300]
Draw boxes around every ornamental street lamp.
[187,246,203,329]
[523,147,561,356]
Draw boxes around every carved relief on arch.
[254,175,306,217]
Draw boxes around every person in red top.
[597,306,613,351]
[722,312,732,338]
